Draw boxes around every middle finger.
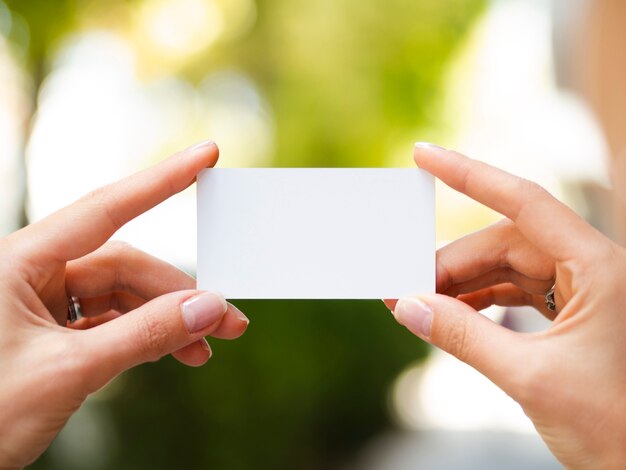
[65,241,195,300]
[442,267,554,298]
[437,220,555,293]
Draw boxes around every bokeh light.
[137,0,223,60]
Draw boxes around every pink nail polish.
[182,292,227,333]
[187,139,216,152]
[200,339,212,357]
[393,298,433,339]
[414,142,446,151]
[228,303,250,325]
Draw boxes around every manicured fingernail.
[182,292,227,333]
[187,139,216,152]
[414,142,446,151]
[200,338,212,357]
[228,303,250,325]
[393,297,433,339]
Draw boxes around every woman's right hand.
[389,144,626,469]
[0,141,249,469]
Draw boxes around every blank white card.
[197,168,434,299]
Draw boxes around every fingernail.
[228,303,250,325]
[187,139,216,152]
[393,297,433,339]
[414,142,446,151]
[182,292,227,333]
[200,338,213,358]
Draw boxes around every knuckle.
[485,221,516,267]
[494,218,519,241]
[521,180,551,208]
[512,178,551,221]
[105,240,135,256]
[519,178,548,198]
[494,218,515,231]
[81,185,108,207]
[439,318,474,363]
[136,314,170,362]
[80,185,122,231]
[2,231,41,274]
[100,241,139,291]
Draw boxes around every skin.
[3,137,621,469]
[0,141,249,469]
[388,144,626,469]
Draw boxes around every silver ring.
[545,284,556,312]
[67,296,83,323]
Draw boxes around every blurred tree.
[4,0,74,226]
[3,0,485,469]
[242,0,488,168]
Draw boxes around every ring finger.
[458,283,557,320]
[442,266,554,298]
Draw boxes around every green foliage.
[33,301,428,470]
[236,0,487,167]
[4,0,77,70]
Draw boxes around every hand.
[388,143,626,469]
[0,141,249,469]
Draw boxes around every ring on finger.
[67,296,83,323]
[545,284,556,312]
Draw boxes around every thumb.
[81,290,228,388]
[393,294,528,393]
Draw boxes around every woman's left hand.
[0,141,249,469]
[387,144,626,468]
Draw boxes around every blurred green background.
[0,0,486,468]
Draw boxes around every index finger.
[414,144,604,261]
[18,140,218,264]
